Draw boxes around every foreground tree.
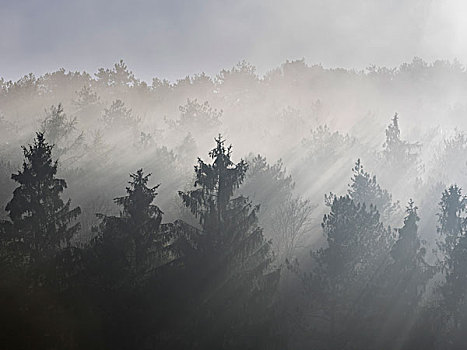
[95,59,139,88]
[5,132,81,262]
[93,169,167,279]
[179,134,248,233]
[87,169,174,349]
[0,132,82,349]
[177,135,281,349]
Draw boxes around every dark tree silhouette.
[94,169,165,275]
[177,135,281,349]
[82,170,208,350]
[0,132,83,350]
[5,132,81,262]
[179,134,248,233]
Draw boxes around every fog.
[2,0,467,81]
[2,1,467,349]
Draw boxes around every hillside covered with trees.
[3,58,467,349]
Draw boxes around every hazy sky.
[1,0,466,82]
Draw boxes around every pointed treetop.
[5,132,80,259]
[179,135,248,232]
[348,158,397,222]
[114,168,162,222]
[210,134,232,160]
[385,113,401,146]
[437,185,466,239]
[404,199,419,222]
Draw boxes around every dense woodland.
[3,58,467,349]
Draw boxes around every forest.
[2,58,467,349]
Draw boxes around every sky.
[1,0,466,83]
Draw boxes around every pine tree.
[87,170,187,350]
[371,200,434,349]
[383,114,402,159]
[5,132,81,262]
[303,195,393,349]
[383,114,420,163]
[102,99,138,129]
[177,135,280,349]
[179,134,248,234]
[348,159,398,223]
[382,114,421,186]
[441,231,467,347]
[437,185,466,260]
[0,132,82,349]
[94,169,166,278]
[390,200,423,271]
[436,185,467,348]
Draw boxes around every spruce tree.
[371,200,434,349]
[348,159,398,223]
[88,169,174,350]
[437,185,466,260]
[303,195,393,349]
[436,185,467,348]
[5,132,81,262]
[179,134,248,234]
[383,113,402,161]
[177,135,280,349]
[383,113,420,166]
[94,169,165,278]
[381,114,421,195]
[0,132,82,349]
